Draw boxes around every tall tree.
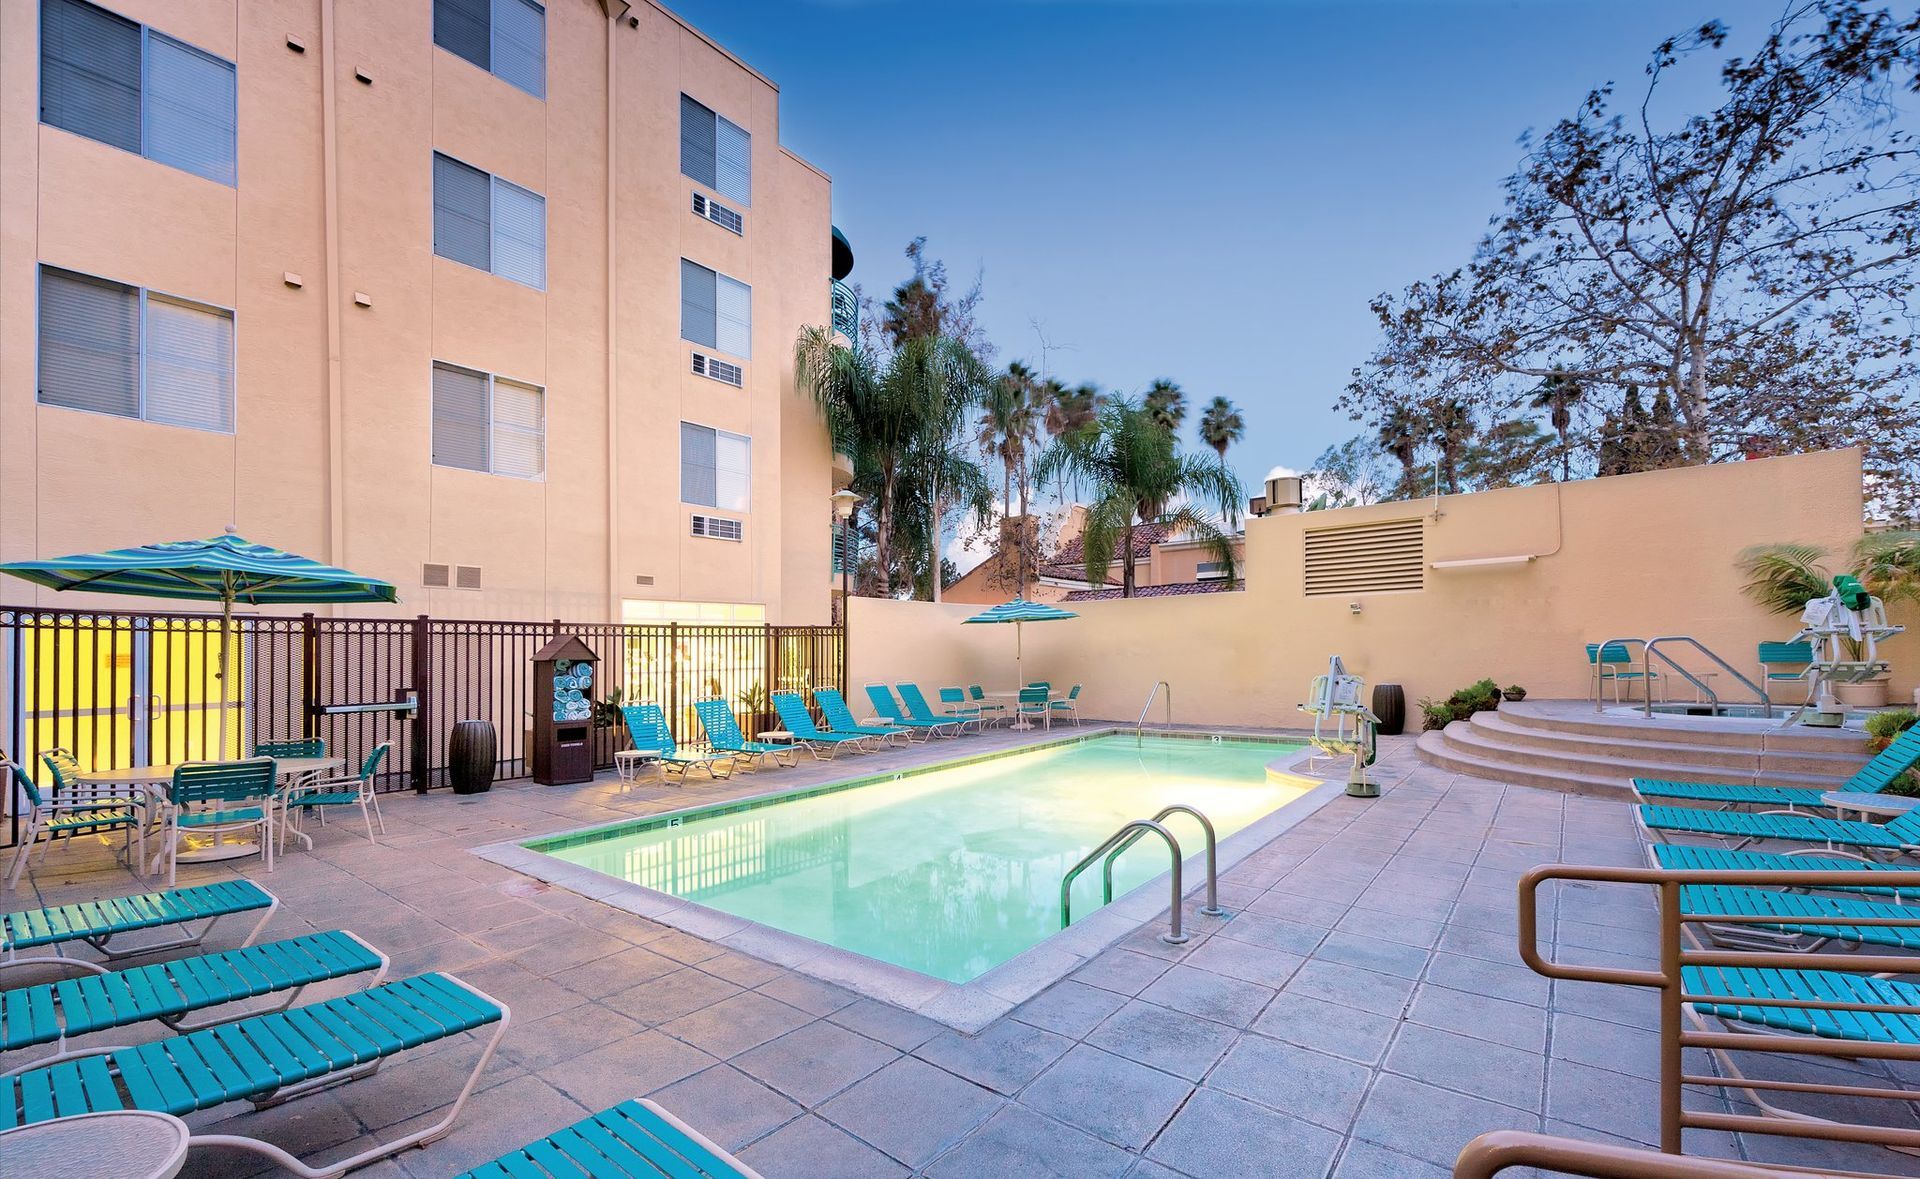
[1045,382,1103,444]
[1375,406,1422,498]
[1528,368,1584,481]
[1431,401,1475,495]
[1143,379,1187,435]
[1197,396,1246,460]
[878,237,989,357]
[1344,2,1920,516]
[977,362,1048,595]
[1034,398,1245,598]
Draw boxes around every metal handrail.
[1061,819,1187,943]
[1100,805,1223,919]
[1641,636,1773,719]
[1453,1130,1838,1178]
[1589,636,1649,712]
[1136,681,1171,733]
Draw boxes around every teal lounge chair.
[157,759,279,886]
[1634,726,1920,810]
[813,687,909,746]
[1650,843,1920,901]
[0,929,387,1074]
[864,684,955,739]
[770,691,871,759]
[936,687,987,733]
[1678,882,1920,953]
[895,683,966,737]
[1635,802,1920,859]
[7,757,145,890]
[2,880,278,984]
[457,1098,764,1179]
[0,972,508,1179]
[622,704,735,780]
[968,684,1008,724]
[693,698,797,769]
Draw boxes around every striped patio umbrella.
[961,598,1078,689]
[0,529,398,755]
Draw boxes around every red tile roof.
[1061,580,1239,602]
[1039,521,1173,581]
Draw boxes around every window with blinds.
[433,152,545,289]
[37,266,233,432]
[1302,518,1426,596]
[679,94,751,206]
[434,0,545,99]
[680,422,750,512]
[40,0,236,186]
[432,361,544,479]
[681,260,750,360]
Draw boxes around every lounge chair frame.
[692,698,799,770]
[456,1097,767,1178]
[812,687,908,747]
[1,880,279,986]
[769,691,872,759]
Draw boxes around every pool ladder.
[1135,681,1172,733]
[1060,805,1223,944]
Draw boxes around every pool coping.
[473,725,1351,1032]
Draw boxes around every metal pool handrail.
[1061,819,1187,943]
[1452,1130,1823,1178]
[1641,635,1773,719]
[1099,805,1223,920]
[1136,681,1171,733]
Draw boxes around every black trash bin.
[448,719,497,794]
[1371,684,1406,736]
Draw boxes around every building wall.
[852,450,1911,725]
[0,0,837,624]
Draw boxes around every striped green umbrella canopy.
[961,599,1077,691]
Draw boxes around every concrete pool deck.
[7,722,1915,1178]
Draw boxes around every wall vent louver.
[1302,518,1425,596]
[691,351,744,387]
[690,514,743,542]
[690,192,744,235]
[455,565,483,590]
[422,563,451,588]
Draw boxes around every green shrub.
[1419,697,1458,731]
[1868,711,1918,795]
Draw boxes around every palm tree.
[1034,398,1244,598]
[1144,379,1186,435]
[1528,367,1584,481]
[978,362,1047,594]
[1432,400,1474,494]
[1045,381,1102,443]
[1197,396,1245,460]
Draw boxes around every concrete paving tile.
[1384,1022,1544,1112]
[1423,950,1550,1007]
[1338,907,1446,950]
[602,966,743,1026]
[660,988,815,1058]
[1313,931,1432,980]
[733,1019,900,1106]
[498,1003,644,1071]
[1244,889,1351,928]
[1177,933,1305,988]
[548,944,681,999]
[1138,964,1276,1028]
[1148,1088,1344,1179]
[650,1063,804,1151]
[472,913,584,955]
[1013,979,1130,1038]
[1206,1033,1372,1130]
[1549,978,1660,1031]
[736,1114,909,1179]
[1406,983,1547,1053]
[1214,911,1331,955]
[537,1029,718,1112]
[922,1104,1134,1179]
[374,1074,588,1177]
[448,958,591,1023]
[1252,988,1401,1065]
[915,1018,1075,1095]
[828,997,944,1051]
[1331,1138,1454,1178]
[755,972,860,1016]
[647,929,730,965]
[1548,1011,1663,1080]
[818,1056,1004,1168]
[697,948,788,988]
[1283,959,1417,1019]
[1072,948,1174,996]
[1018,1043,1194,1150]
[1351,1074,1541,1168]
[1084,998,1238,1081]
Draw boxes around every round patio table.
[0,1110,190,1179]
[80,758,342,864]
[981,690,1058,731]
[1821,791,1920,823]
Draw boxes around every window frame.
[679,259,751,361]
[433,0,546,100]
[430,359,547,481]
[35,263,236,434]
[432,151,547,290]
[678,420,751,513]
[38,0,238,187]
[678,93,751,207]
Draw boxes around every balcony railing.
[831,279,858,340]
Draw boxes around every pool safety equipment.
[1785,574,1905,728]
[1301,655,1380,797]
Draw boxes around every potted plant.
[1737,533,1919,708]
[1502,684,1528,703]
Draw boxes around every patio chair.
[693,698,797,769]
[895,683,966,737]
[42,746,156,841]
[1633,726,1920,810]
[621,704,735,781]
[968,684,1008,724]
[1757,640,1814,700]
[1017,685,1052,729]
[6,756,145,891]
[1050,683,1084,725]
[0,971,509,1179]
[1027,680,1052,692]
[864,684,956,740]
[0,929,387,1074]
[156,759,279,886]
[1586,642,1661,704]
[1649,843,1920,901]
[278,743,391,852]
[812,687,909,746]
[770,691,871,759]
[1634,801,1920,860]
[255,737,330,793]
[936,687,987,733]
[2,879,278,985]
[456,1097,765,1179]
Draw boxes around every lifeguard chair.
[1300,655,1380,797]
[1783,574,1904,727]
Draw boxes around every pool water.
[533,734,1308,982]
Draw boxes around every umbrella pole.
[218,583,234,760]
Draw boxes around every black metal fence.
[0,606,843,846]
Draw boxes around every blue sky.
[667,0,1754,512]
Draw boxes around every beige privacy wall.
[850,449,1912,727]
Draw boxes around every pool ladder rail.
[1061,804,1222,944]
[1136,681,1172,733]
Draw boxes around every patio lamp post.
[831,490,861,690]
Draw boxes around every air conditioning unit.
[690,514,743,542]
[691,351,743,387]
[690,192,744,235]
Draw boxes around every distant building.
[944,506,1245,604]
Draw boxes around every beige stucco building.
[1,0,848,625]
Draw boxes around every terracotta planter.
[1833,678,1891,709]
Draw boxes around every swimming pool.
[524,733,1309,983]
